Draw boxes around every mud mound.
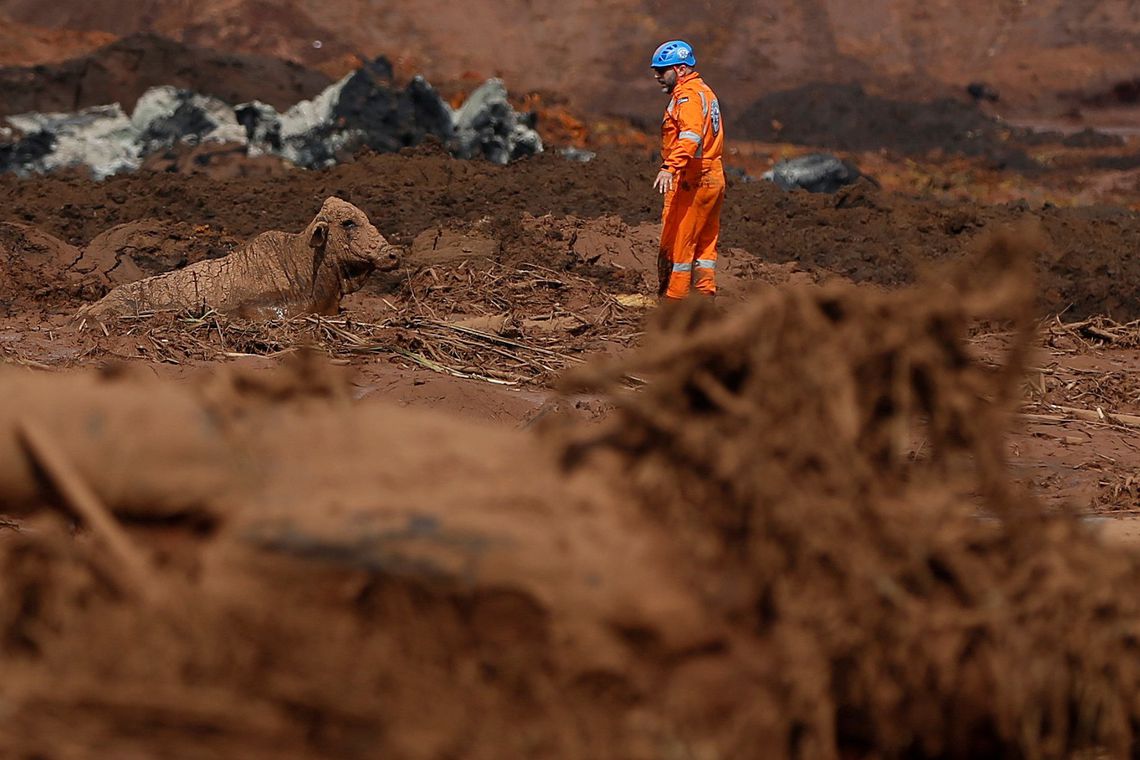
[0,356,703,758]
[0,12,114,66]
[0,149,658,248]
[1059,127,1126,149]
[557,228,1140,757]
[0,33,332,117]
[0,219,240,312]
[72,219,238,287]
[736,83,1039,170]
[138,140,291,178]
[722,179,1140,321]
[0,222,84,313]
[1083,77,1140,107]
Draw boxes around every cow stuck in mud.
[76,197,400,320]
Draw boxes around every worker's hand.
[653,169,675,194]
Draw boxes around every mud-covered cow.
[76,197,400,320]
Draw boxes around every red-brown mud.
[0,33,333,116]
[4,0,1139,126]
[0,41,1139,755]
[3,148,1140,320]
[4,230,1140,759]
[552,229,1140,758]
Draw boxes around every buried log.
[75,197,401,321]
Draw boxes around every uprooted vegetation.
[3,227,1140,758]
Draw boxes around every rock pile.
[0,58,543,178]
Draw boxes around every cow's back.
[79,231,305,319]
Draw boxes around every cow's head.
[306,197,401,292]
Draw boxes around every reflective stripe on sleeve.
[698,90,708,116]
[678,130,702,144]
[695,259,716,270]
[672,262,693,273]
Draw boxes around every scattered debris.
[1049,315,1140,349]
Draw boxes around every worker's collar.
[677,70,701,85]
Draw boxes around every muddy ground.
[4,45,1140,756]
[2,142,1140,513]
[4,196,1140,757]
[6,145,1140,315]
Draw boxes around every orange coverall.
[658,71,725,299]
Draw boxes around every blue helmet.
[651,39,696,68]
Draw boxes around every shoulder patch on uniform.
[676,97,689,104]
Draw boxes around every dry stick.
[317,320,371,346]
[424,319,573,358]
[17,419,160,603]
[428,331,561,374]
[1021,407,1140,430]
[1052,404,1140,428]
[392,348,516,385]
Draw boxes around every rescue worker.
[651,39,725,300]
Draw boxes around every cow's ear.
[309,221,328,248]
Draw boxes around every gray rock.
[234,100,283,153]
[452,79,543,165]
[1,64,544,177]
[762,153,865,194]
[6,105,139,179]
[131,86,247,155]
[559,147,596,163]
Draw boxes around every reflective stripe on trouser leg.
[692,185,724,296]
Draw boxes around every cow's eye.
[341,219,357,229]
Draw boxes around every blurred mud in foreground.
[3,226,1140,759]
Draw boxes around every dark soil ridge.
[0,147,1137,320]
[0,32,333,116]
[734,82,1127,171]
